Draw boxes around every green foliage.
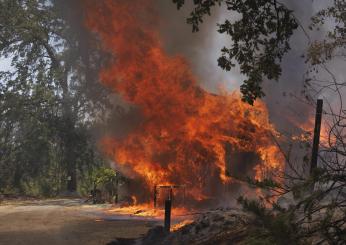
[246,177,281,190]
[238,196,304,245]
[92,167,117,187]
[177,1,346,244]
[308,0,346,64]
[0,0,110,196]
[172,0,298,104]
[90,167,121,203]
[300,5,346,242]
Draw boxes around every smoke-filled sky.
[1,0,338,134]
[157,1,244,92]
[149,0,343,180]
[52,0,337,138]
[154,1,332,133]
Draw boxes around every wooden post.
[153,185,157,208]
[310,99,323,175]
[164,199,172,232]
[169,188,173,201]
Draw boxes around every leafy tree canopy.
[0,0,109,195]
[172,0,298,104]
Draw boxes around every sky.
[0,0,340,130]
[0,58,11,72]
[156,0,320,133]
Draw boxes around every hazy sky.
[0,0,339,125]
[0,58,11,72]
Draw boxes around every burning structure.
[85,0,284,207]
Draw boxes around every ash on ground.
[108,208,253,245]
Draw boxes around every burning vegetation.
[1,0,345,244]
[85,0,283,207]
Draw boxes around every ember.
[107,204,190,219]
[85,0,283,207]
[171,219,194,232]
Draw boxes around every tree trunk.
[61,66,77,193]
[63,98,77,192]
[42,39,78,193]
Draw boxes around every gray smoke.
[60,0,341,175]
[156,1,334,133]
[157,1,245,92]
[58,0,336,135]
[52,0,345,205]
[154,1,341,176]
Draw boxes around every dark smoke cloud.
[154,1,338,174]
[51,0,345,206]
[156,1,334,136]
[59,0,335,155]
[263,0,315,130]
[54,0,142,140]
[157,1,244,92]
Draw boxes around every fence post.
[164,199,172,232]
[310,99,323,175]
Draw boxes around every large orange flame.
[85,0,283,205]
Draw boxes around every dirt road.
[0,199,157,245]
